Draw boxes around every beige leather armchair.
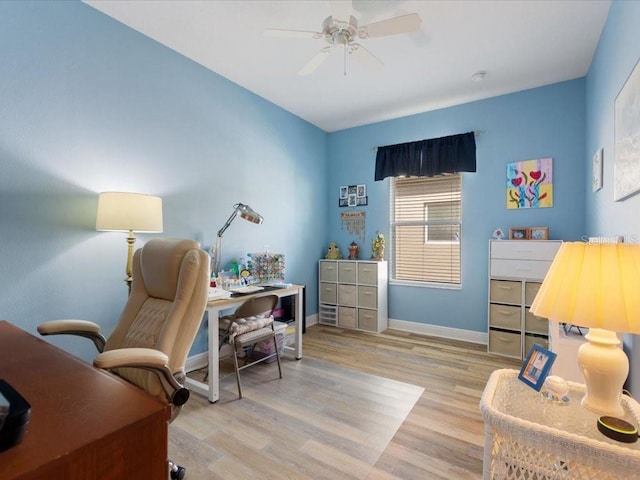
[38,238,210,480]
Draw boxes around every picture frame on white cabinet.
[529,227,549,240]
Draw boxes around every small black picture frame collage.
[339,184,367,207]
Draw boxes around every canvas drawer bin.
[480,369,640,480]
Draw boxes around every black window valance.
[374,132,476,181]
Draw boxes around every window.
[391,174,461,285]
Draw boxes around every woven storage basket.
[480,369,640,480]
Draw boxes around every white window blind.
[391,174,461,285]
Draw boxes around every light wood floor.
[170,325,520,479]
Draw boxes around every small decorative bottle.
[348,241,359,260]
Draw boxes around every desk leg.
[184,307,220,403]
[206,306,220,402]
[294,286,303,359]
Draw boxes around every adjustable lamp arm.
[217,203,243,238]
[212,203,263,276]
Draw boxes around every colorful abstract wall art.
[506,158,553,209]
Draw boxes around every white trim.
[306,313,319,326]
[186,314,484,371]
[186,314,318,370]
[389,318,487,345]
[185,351,209,373]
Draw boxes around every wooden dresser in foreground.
[0,321,168,479]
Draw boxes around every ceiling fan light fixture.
[266,1,422,76]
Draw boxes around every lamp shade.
[237,203,263,225]
[96,192,163,233]
[530,242,640,333]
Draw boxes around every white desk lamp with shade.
[95,192,163,292]
[530,241,640,416]
[211,203,263,276]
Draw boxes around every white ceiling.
[84,0,611,133]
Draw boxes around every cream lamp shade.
[96,192,163,233]
[530,242,640,416]
[96,192,163,291]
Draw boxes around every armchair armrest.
[37,319,106,352]
[94,348,190,406]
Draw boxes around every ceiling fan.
[264,1,422,76]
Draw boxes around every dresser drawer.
[357,285,377,309]
[357,262,378,285]
[491,241,561,261]
[524,282,542,305]
[488,330,521,358]
[490,259,553,280]
[338,306,356,329]
[489,280,521,305]
[525,308,548,335]
[319,282,337,304]
[489,304,521,330]
[358,308,378,332]
[319,261,337,282]
[338,284,357,306]
[525,334,548,354]
[338,261,357,284]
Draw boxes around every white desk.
[185,284,304,403]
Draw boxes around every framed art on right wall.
[614,58,640,201]
[592,147,603,192]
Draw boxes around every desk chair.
[218,294,283,398]
[38,238,209,480]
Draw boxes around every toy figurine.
[348,241,359,260]
[325,242,343,260]
[371,231,385,261]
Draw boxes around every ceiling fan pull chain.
[344,39,348,76]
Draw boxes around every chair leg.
[273,335,283,379]
[169,460,186,480]
[232,345,243,399]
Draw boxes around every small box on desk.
[0,379,31,451]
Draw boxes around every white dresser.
[487,240,561,359]
[318,260,388,333]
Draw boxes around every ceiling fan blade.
[264,28,322,39]
[359,13,422,39]
[349,43,383,70]
[298,47,334,76]
[330,0,353,22]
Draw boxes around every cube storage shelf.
[488,240,561,359]
[318,260,388,333]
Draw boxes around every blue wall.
[327,80,586,334]
[584,0,640,393]
[0,1,327,361]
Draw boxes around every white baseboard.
[185,314,485,369]
[186,314,318,369]
[185,351,209,373]
[306,313,319,326]
[388,318,487,345]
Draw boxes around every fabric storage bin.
[489,280,521,305]
[253,321,286,363]
[489,304,521,330]
[488,330,521,358]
